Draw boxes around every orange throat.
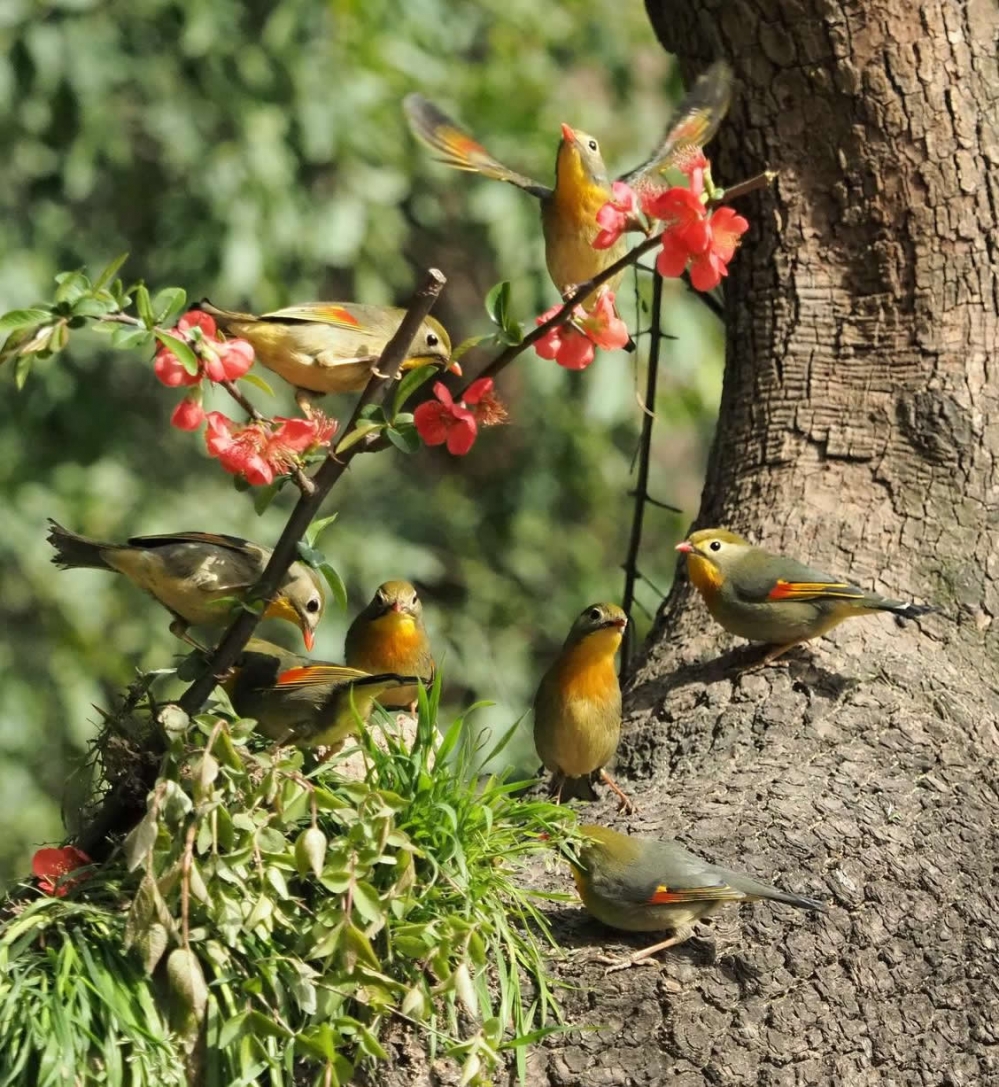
[360,611,424,671]
[686,553,724,602]
[558,628,621,702]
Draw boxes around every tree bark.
[530,1,999,1085]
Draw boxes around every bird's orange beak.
[611,616,628,630]
[448,359,463,376]
[675,541,694,553]
[391,600,404,613]
[302,629,315,651]
[560,122,575,142]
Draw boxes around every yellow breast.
[686,553,724,601]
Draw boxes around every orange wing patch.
[276,666,316,686]
[648,883,742,904]
[768,580,858,601]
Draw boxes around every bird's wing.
[404,93,552,199]
[274,665,417,693]
[261,303,369,329]
[733,553,867,604]
[620,60,734,197]
[126,532,264,593]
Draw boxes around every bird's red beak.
[302,629,315,651]
[560,122,575,142]
[391,600,404,613]
[675,541,693,553]
[448,359,463,376]
[612,617,628,630]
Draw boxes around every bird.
[532,603,634,812]
[676,527,938,666]
[195,300,457,415]
[47,521,324,650]
[223,638,419,750]
[570,823,825,972]
[344,580,434,710]
[403,61,733,307]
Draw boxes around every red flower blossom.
[578,290,630,351]
[534,289,628,370]
[465,377,508,427]
[177,310,217,339]
[688,206,750,290]
[153,310,255,389]
[171,395,205,431]
[593,181,642,250]
[32,846,92,897]
[201,338,255,383]
[204,411,337,485]
[154,346,200,387]
[414,382,478,455]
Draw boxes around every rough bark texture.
[530,1,999,1084]
[373,2,999,1084]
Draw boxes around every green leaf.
[391,364,436,417]
[334,420,383,454]
[14,353,35,390]
[386,422,420,454]
[304,513,338,548]
[152,287,187,326]
[70,296,117,318]
[350,881,384,927]
[93,252,130,291]
[123,809,160,872]
[53,271,91,307]
[239,371,274,397]
[155,329,199,376]
[319,563,348,612]
[0,308,52,341]
[485,282,512,328]
[135,284,155,328]
[109,326,153,351]
[251,479,282,515]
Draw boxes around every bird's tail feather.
[46,519,116,571]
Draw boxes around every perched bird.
[404,61,732,307]
[345,580,434,710]
[196,300,457,414]
[223,638,419,750]
[571,824,825,972]
[532,603,634,812]
[676,528,938,666]
[47,521,324,650]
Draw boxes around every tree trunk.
[531,1,999,1084]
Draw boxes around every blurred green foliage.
[0,0,721,890]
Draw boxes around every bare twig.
[620,272,664,674]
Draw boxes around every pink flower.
[593,181,642,250]
[656,200,748,290]
[414,382,478,455]
[534,290,628,370]
[32,846,92,897]
[171,396,205,431]
[464,377,508,427]
[687,206,750,290]
[674,148,709,198]
[201,338,255,383]
[579,290,630,351]
[177,310,217,339]
[154,346,200,387]
[204,411,336,485]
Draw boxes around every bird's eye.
[587,606,602,621]
[426,333,439,347]
[587,139,598,152]
[709,540,722,552]
[306,597,321,613]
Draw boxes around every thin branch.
[620,272,664,674]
